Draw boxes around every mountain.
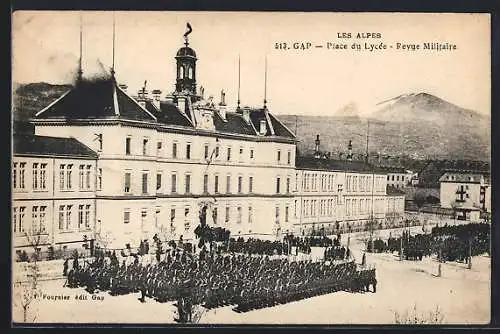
[279,93,490,161]
[11,84,490,161]
[12,82,73,122]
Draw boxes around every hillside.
[279,93,490,161]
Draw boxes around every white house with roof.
[439,172,491,222]
[12,134,98,255]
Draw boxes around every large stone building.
[29,30,296,248]
[439,172,491,222]
[12,134,98,254]
[293,136,405,235]
[15,25,407,252]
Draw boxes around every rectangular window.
[185,174,191,194]
[66,165,73,189]
[206,206,214,225]
[277,150,281,162]
[275,206,280,224]
[225,206,230,223]
[65,205,72,230]
[239,147,244,161]
[142,173,148,194]
[276,177,281,194]
[157,141,162,156]
[186,144,191,159]
[286,177,290,194]
[249,176,253,193]
[171,173,177,193]
[31,206,39,233]
[227,147,231,161]
[32,163,38,189]
[172,142,178,159]
[79,165,85,189]
[204,144,209,159]
[124,172,131,193]
[39,206,46,233]
[143,138,148,155]
[98,168,102,190]
[85,205,90,229]
[59,164,65,190]
[18,207,26,233]
[170,208,176,223]
[238,176,243,194]
[287,151,291,165]
[58,205,65,230]
[226,175,231,194]
[78,205,84,228]
[250,149,254,159]
[123,210,130,224]
[19,162,26,189]
[12,162,17,189]
[237,207,242,224]
[285,206,289,223]
[184,207,190,230]
[203,174,209,193]
[126,137,131,155]
[215,145,220,158]
[248,206,253,224]
[85,165,91,189]
[156,173,162,191]
[214,175,219,193]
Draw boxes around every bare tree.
[13,228,46,323]
[394,304,444,325]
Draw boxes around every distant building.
[417,159,489,188]
[294,136,405,235]
[439,172,491,222]
[380,166,414,188]
[12,134,98,253]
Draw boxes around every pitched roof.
[379,166,407,174]
[34,78,156,122]
[13,134,97,158]
[296,155,384,173]
[214,111,256,135]
[386,185,406,196]
[439,172,486,183]
[145,100,193,127]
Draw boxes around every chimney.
[242,106,251,124]
[218,89,227,121]
[152,89,162,109]
[177,96,187,114]
[259,119,267,135]
[347,140,353,161]
[314,134,321,159]
[119,84,128,93]
[137,89,148,108]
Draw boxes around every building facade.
[439,172,491,222]
[293,137,405,235]
[17,25,413,252]
[12,134,98,253]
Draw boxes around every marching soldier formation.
[63,242,377,321]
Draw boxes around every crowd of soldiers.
[226,238,291,256]
[370,222,490,262]
[323,246,351,261]
[63,243,377,322]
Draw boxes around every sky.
[12,11,491,116]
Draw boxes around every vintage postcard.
[11,11,491,325]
